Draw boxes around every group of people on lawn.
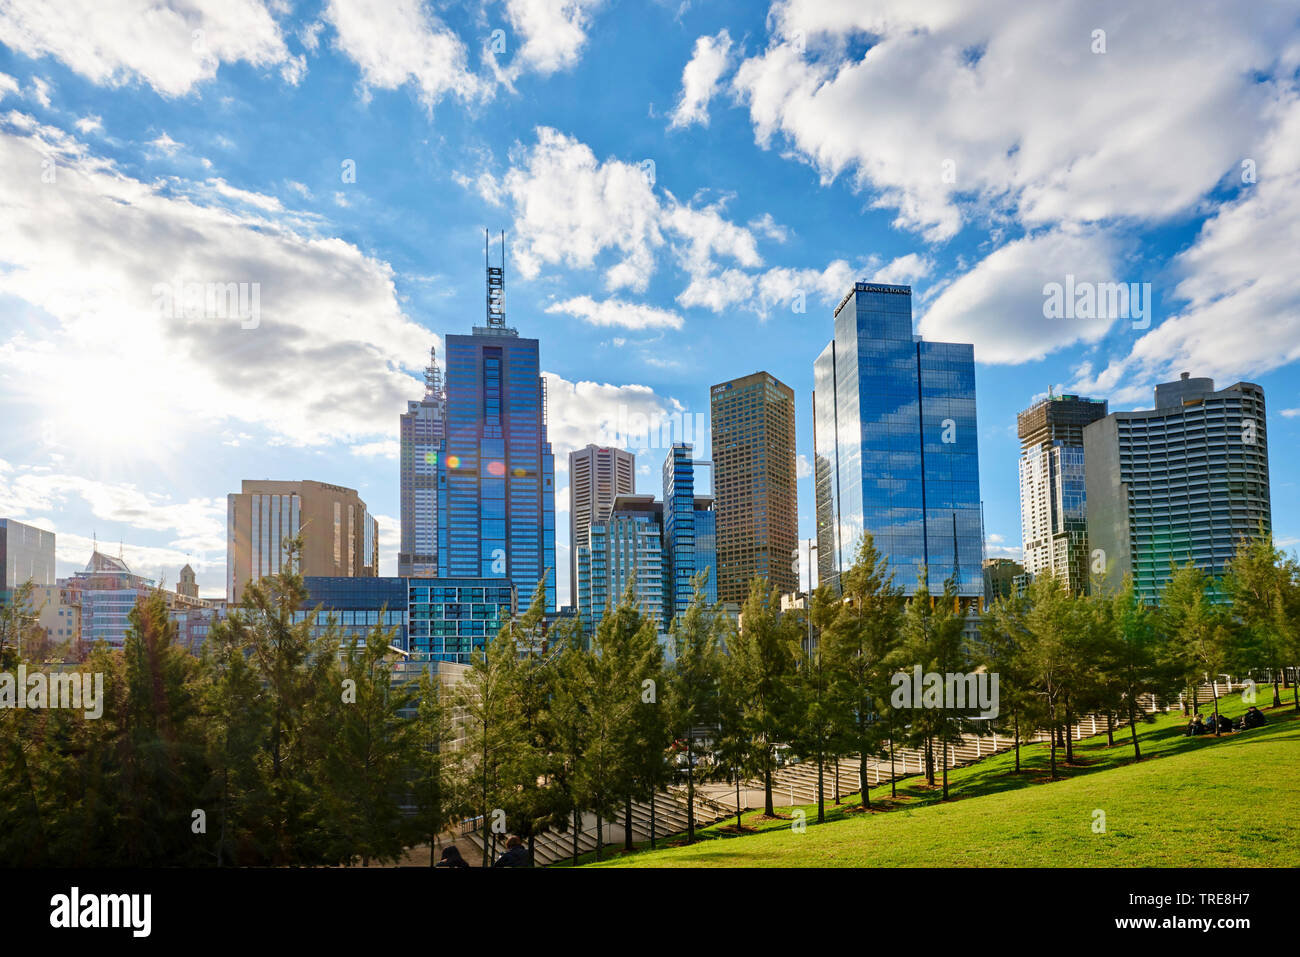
[1184,706,1268,736]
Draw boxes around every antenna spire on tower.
[424,344,443,398]
[486,228,506,327]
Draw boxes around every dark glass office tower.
[662,442,716,620]
[813,282,982,598]
[442,241,556,611]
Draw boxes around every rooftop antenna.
[486,228,506,328]
[424,344,443,398]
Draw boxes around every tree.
[207,538,340,865]
[455,622,520,866]
[822,533,903,810]
[317,623,419,866]
[1161,564,1236,735]
[892,570,968,799]
[979,591,1040,773]
[664,571,726,844]
[1021,574,1078,781]
[1225,532,1293,709]
[408,666,462,866]
[730,578,800,816]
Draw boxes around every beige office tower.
[710,371,798,605]
[568,444,635,608]
[226,479,379,604]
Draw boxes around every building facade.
[710,371,798,604]
[1017,393,1108,593]
[0,518,56,604]
[662,442,718,618]
[813,282,982,599]
[226,479,379,604]
[569,444,635,609]
[443,317,556,612]
[1084,374,1271,603]
[981,558,1025,603]
[577,495,665,638]
[399,347,448,578]
[297,576,515,664]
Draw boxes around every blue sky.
[1,0,1298,604]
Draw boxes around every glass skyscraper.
[813,282,983,598]
[577,495,665,638]
[1017,393,1108,593]
[443,313,556,612]
[662,442,717,619]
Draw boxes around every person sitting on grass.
[1241,706,1267,730]
[436,845,470,868]
[1185,714,1206,736]
[492,835,533,868]
[1212,712,1234,734]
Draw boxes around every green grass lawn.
[585,693,1300,868]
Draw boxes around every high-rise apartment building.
[710,371,798,604]
[1017,393,1108,592]
[441,237,556,611]
[1084,374,1270,603]
[569,444,635,608]
[981,557,1025,603]
[813,282,982,599]
[226,479,378,604]
[662,442,718,618]
[399,347,448,578]
[0,518,56,604]
[577,494,665,637]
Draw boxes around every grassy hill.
[589,694,1299,868]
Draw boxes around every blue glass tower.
[813,282,982,598]
[441,237,557,611]
[661,442,718,619]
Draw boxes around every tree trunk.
[763,749,774,816]
[528,833,536,865]
[1211,684,1222,737]
[889,724,897,798]
[1064,697,1074,764]
[925,737,934,786]
[686,740,695,843]
[860,746,871,810]
[649,791,656,850]
[835,761,841,805]
[1128,698,1141,759]
[1272,678,1282,709]
[1013,711,1021,773]
[1048,704,1059,781]
[1106,711,1114,747]
[735,778,742,830]
[817,748,825,823]
[595,812,603,862]
[623,795,633,852]
[942,737,949,800]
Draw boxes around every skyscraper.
[568,444,635,609]
[226,479,378,604]
[441,234,557,611]
[662,442,717,619]
[577,494,664,635]
[813,282,982,599]
[710,371,798,604]
[1084,374,1270,603]
[0,518,55,604]
[399,347,448,578]
[1017,393,1108,592]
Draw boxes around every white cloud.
[148,131,183,155]
[28,75,51,107]
[542,372,691,461]
[322,0,483,111]
[0,113,433,451]
[732,0,1300,242]
[1281,409,1300,419]
[74,114,103,134]
[918,228,1121,364]
[0,72,18,100]
[0,0,300,97]
[546,295,684,330]
[1070,90,1300,395]
[670,29,733,129]
[796,453,812,478]
[350,439,401,459]
[500,0,604,77]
